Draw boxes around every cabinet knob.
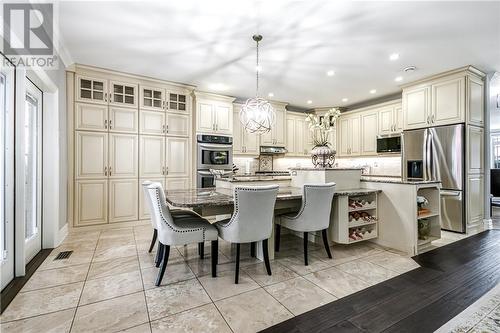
[104,166,107,176]
[104,119,108,129]
[109,166,112,176]
[109,120,112,129]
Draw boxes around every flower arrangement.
[305,108,341,146]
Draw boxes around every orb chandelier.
[240,35,275,134]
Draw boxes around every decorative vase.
[311,144,336,168]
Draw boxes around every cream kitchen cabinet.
[378,105,401,135]
[165,137,190,178]
[431,76,465,126]
[168,93,188,112]
[76,75,108,105]
[467,125,484,174]
[140,86,166,111]
[194,92,235,135]
[75,180,108,226]
[109,107,138,133]
[108,134,138,178]
[233,107,260,155]
[166,114,189,137]
[139,135,166,178]
[109,179,138,223]
[360,111,378,155]
[467,76,485,126]
[75,103,108,132]
[286,113,309,156]
[260,105,286,146]
[403,85,431,130]
[165,178,190,190]
[467,174,484,226]
[337,114,360,157]
[140,110,166,135]
[109,80,138,108]
[75,131,108,179]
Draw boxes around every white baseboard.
[56,223,69,247]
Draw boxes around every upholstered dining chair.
[275,183,336,266]
[141,181,206,264]
[215,185,279,284]
[145,182,219,286]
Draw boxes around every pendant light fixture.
[240,34,275,134]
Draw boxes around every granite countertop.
[165,187,381,208]
[361,176,441,185]
[289,167,363,171]
[216,175,292,183]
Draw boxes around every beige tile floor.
[0,226,422,333]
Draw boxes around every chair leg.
[155,243,164,268]
[148,229,157,253]
[198,242,204,259]
[211,240,218,278]
[263,239,272,275]
[235,243,240,284]
[303,232,309,266]
[275,224,281,252]
[322,229,333,259]
[250,242,256,257]
[155,244,170,286]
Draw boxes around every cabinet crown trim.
[400,65,485,89]
[193,91,236,102]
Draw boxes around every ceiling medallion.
[240,34,275,134]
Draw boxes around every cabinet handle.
[166,124,169,133]
[166,166,169,175]
[162,166,165,175]
[104,93,107,102]
[162,125,166,133]
[109,166,112,176]
[104,166,107,176]
[216,124,218,131]
[109,119,112,129]
[426,116,430,124]
[104,119,108,129]
[432,114,435,123]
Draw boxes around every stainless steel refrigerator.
[402,124,465,233]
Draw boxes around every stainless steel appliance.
[402,124,465,233]
[260,146,287,155]
[376,134,401,154]
[197,134,233,188]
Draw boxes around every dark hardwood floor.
[261,230,500,333]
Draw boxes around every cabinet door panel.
[432,77,465,126]
[232,110,243,153]
[244,131,260,155]
[140,110,165,135]
[75,131,108,179]
[395,106,403,132]
[75,103,108,131]
[139,178,164,220]
[109,179,138,223]
[109,134,138,178]
[338,118,350,156]
[378,107,393,135]
[215,104,232,134]
[467,175,484,226]
[404,86,430,129]
[468,77,484,126]
[197,102,215,133]
[166,137,189,178]
[75,180,108,226]
[109,107,138,133]
[109,81,138,108]
[295,119,306,155]
[76,75,108,105]
[139,136,165,178]
[468,126,484,174]
[166,113,189,137]
[165,178,189,191]
[286,118,296,155]
[361,112,378,155]
[350,116,361,156]
[274,108,286,145]
[140,86,165,111]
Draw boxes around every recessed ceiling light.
[326,70,335,76]
[369,89,377,94]
[307,100,313,104]
[395,76,403,82]
[342,98,348,102]
[268,92,274,97]
[389,53,400,61]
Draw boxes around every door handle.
[441,190,461,197]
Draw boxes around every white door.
[24,80,43,262]
[140,110,166,135]
[109,134,138,178]
[166,137,189,178]
[75,75,108,105]
[109,81,138,108]
[75,131,108,179]
[1,68,15,289]
[109,179,138,223]
[215,104,232,134]
[75,103,108,132]
[75,180,108,226]
[197,102,215,133]
[139,136,165,178]
[109,107,138,133]
[166,113,189,137]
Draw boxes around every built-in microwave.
[376,134,401,154]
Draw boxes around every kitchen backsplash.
[233,155,401,176]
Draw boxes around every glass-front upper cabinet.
[110,81,138,108]
[140,86,165,111]
[76,75,108,105]
[168,93,187,112]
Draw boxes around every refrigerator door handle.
[423,129,431,180]
[441,190,461,197]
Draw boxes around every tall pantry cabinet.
[68,65,194,228]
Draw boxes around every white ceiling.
[59,0,500,108]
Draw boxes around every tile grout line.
[132,227,153,333]
[68,230,102,333]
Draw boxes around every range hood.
[260,146,287,155]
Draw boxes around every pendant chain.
[256,39,259,97]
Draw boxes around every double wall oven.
[197,134,233,188]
